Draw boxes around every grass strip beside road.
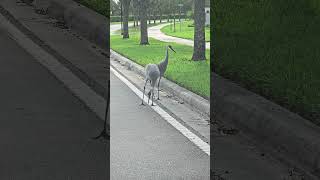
[111,34,210,99]
[213,0,320,124]
[161,20,210,42]
[78,0,108,17]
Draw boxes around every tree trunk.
[159,0,162,23]
[139,0,149,45]
[173,15,176,32]
[131,3,136,27]
[122,0,131,39]
[192,0,206,61]
[132,0,139,27]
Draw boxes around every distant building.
[205,7,210,25]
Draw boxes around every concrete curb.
[46,0,109,51]
[111,50,210,116]
[0,2,107,100]
[212,73,320,178]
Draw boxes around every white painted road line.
[111,66,210,156]
[0,13,106,120]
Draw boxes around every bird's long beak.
[169,46,176,53]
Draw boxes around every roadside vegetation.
[82,0,210,98]
[213,0,320,124]
[78,0,109,17]
[161,20,210,42]
[111,31,210,98]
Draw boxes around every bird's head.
[168,45,176,53]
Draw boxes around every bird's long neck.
[164,47,169,63]
[158,47,169,75]
[160,47,169,66]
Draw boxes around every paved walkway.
[148,23,210,49]
[110,22,133,35]
[110,22,210,49]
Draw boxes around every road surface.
[0,23,108,179]
[110,70,210,179]
[0,15,209,179]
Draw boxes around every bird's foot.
[151,103,155,106]
[140,102,146,106]
[157,97,160,100]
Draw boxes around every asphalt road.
[0,20,209,179]
[0,25,108,179]
[110,72,210,179]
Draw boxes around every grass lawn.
[161,20,210,42]
[111,32,210,99]
[213,0,320,124]
[78,0,108,17]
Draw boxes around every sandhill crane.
[141,45,176,106]
[157,45,176,100]
[141,64,160,106]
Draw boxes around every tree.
[132,0,140,27]
[122,0,131,38]
[192,0,206,60]
[159,0,162,23]
[138,0,149,45]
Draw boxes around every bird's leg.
[141,80,148,105]
[147,90,151,104]
[157,77,161,100]
[147,80,152,104]
[151,87,155,106]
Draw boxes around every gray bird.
[141,45,176,106]
[156,45,176,100]
[141,64,160,106]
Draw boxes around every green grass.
[79,0,109,17]
[213,0,320,124]
[161,21,210,42]
[111,32,210,99]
